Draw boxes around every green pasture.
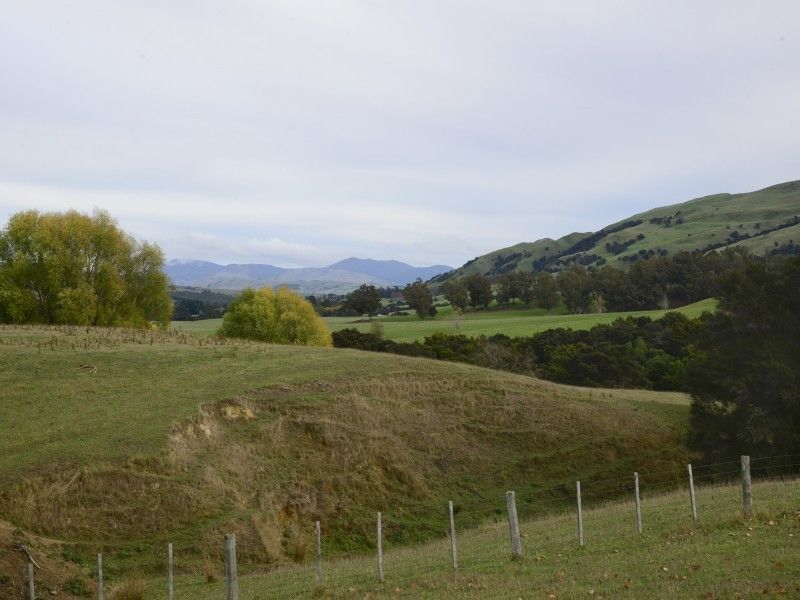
[172,298,716,342]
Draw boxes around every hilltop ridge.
[436,180,800,281]
[166,257,452,294]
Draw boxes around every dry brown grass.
[201,556,220,584]
[1,370,690,567]
[109,577,146,600]
[0,519,96,598]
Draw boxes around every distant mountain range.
[434,180,800,283]
[165,258,453,295]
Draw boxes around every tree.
[346,284,381,318]
[497,272,522,304]
[219,287,332,346]
[0,209,172,327]
[464,273,493,308]
[403,279,433,319]
[533,272,558,310]
[685,256,800,460]
[557,266,591,314]
[441,278,469,311]
[517,272,536,306]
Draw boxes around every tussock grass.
[109,577,146,600]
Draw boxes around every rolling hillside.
[436,180,800,281]
[0,325,690,590]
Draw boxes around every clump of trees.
[436,248,758,316]
[0,209,173,327]
[496,271,535,305]
[219,287,332,346]
[464,273,493,308]
[333,311,699,390]
[553,249,755,314]
[346,284,381,318]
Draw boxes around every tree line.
[440,248,756,314]
[322,247,765,322]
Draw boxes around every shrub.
[219,287,332,347]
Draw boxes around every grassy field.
[172,298,716,342]
[149,478,800,599]
[0,324,691,587]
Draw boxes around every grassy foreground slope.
[444,180,800,279]
[157,479,800,599]
[173,298,715,342]
[0,325,689,578]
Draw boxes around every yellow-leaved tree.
[218,287,332,347]
[0,209,173,327]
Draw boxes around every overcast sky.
[1,1,798,268]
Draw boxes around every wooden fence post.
[167,543,174,600]
[376,512,385,583]
[576,481,584,547]
[448,501,458,570]
[741,455,752,517]
[225,534,238,600]
[634,472,642,534]
[315,521,323,583]
[28,563,35,600]
[505,490,523,559]
[97,553,104,600]
[687,464,697,523]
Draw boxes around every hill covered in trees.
[435,180,800,282]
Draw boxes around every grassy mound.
[0,325,690,578]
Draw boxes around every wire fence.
[17,453,800,599]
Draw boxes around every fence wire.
[22,453,797,598]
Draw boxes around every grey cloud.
[1,1,798,267]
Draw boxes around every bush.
[332,314,701,390]
[219,287,332,347]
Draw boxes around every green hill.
[438,180,800,280]
[0,325,690,591]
